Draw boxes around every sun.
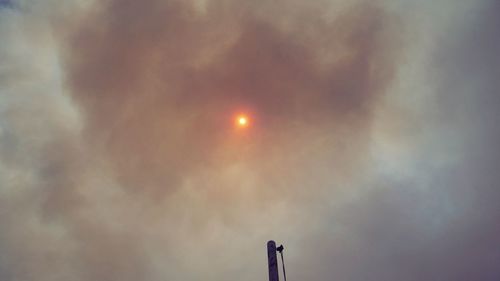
[235,114,250,128]
[238,116,248,126]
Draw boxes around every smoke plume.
[1,0,499,280]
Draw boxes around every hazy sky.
[1,0,499,280]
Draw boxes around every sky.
[0,0,499,280]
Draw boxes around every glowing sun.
[235,114,250,128]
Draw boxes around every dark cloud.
[0,0,12,8]
[65,0,400,200]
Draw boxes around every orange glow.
[235,114,250,128]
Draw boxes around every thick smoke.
[0,0,499,281]
[64,0,399,200]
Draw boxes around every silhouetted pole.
[267,240,279,281]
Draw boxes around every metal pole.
[267,241,279,281]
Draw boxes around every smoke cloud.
[1,0,499,280]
